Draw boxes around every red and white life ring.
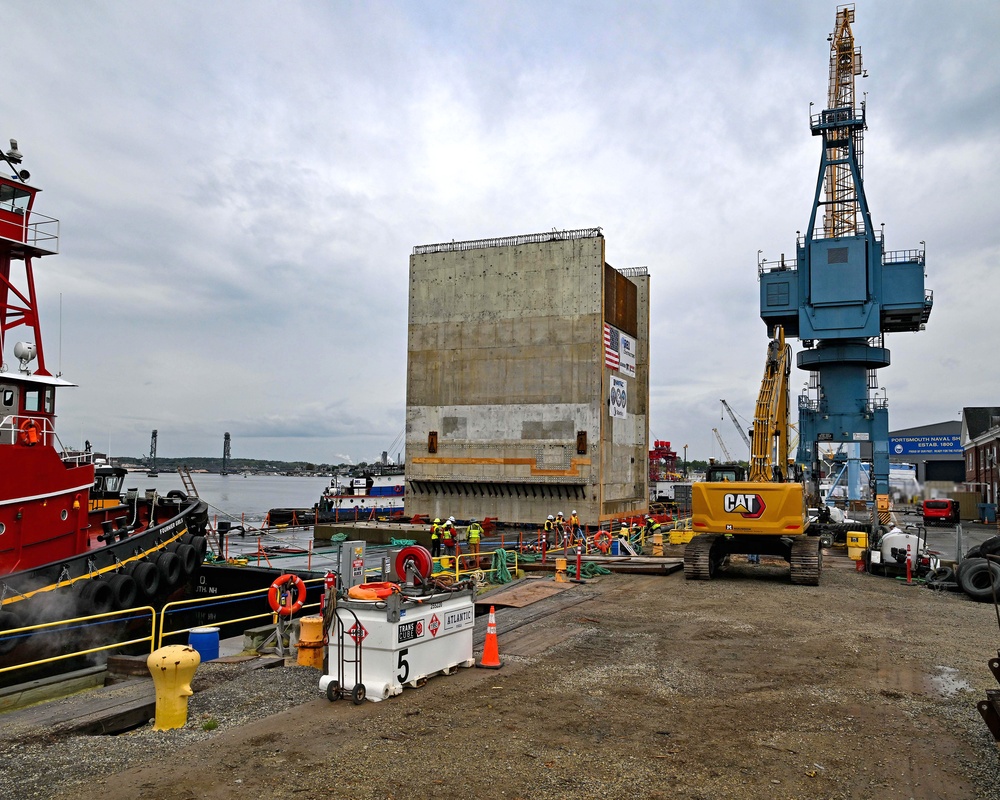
[267,573,307,616]
[594,530,612,554]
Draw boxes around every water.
[124,472,331,525]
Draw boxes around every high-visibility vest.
[543,520,553,532]
[468,523,483,541]
[430,524,440,540]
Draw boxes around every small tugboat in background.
[267,467,405,526]
[0,141,210,680]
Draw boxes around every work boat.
[267,469,405,525]
[0,141,209,675]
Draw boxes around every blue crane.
[758,5,932,524]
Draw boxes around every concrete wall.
[405,229,648,526]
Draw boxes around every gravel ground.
[2,552,1000,800]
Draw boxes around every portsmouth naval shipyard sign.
[610,376,627,419]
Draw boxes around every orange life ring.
[594,530,612,554]
[348,581,400,601]
[267,573,307,616]
[18,418,40,446]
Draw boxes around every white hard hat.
[557,511,564,517]
[547,514,554,520]
[572,510,577,515]
[448,516,455,522]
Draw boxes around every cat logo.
[723,493,766,519]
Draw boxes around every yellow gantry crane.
[824,3,865,238]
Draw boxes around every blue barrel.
[188,627,220,661]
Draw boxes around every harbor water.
[124,472,332,525]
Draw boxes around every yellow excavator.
[684,326,820,585]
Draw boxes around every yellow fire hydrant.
[147,644,200,731]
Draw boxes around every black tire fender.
[127,561,161,598]
[189,535,208,562]
[107,573,138,609]
[175,543,199,577]
[78,579,115,615]
[155,551,182,587]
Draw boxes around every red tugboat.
[0,140,209,671]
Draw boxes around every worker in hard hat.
[543,514,555,548]
[569,510,583,546]
[442,517,457,555]
[643,514,661,538]
[430,518,442,558]
[555,512,571,548]
[467,517,483,557]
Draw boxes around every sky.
[3,1,998,465]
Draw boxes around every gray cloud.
[6,1,993,463]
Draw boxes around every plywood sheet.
[476,579,572,608]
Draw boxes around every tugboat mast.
[0,139,59,377]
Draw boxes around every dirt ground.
[44,551,1000,799]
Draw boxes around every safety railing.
[0,581,333,684]
[0,605,156,679]
[0,210,59,254]
[431,547,519,583]
[156,578,326,648]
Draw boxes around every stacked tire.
[957,537,1000,602]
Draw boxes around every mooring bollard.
[147,644,200,731]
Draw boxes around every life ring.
[18,418,40,446]
[268,573,307,616]
[347,581,400,601]
[392,485,404,495]
[594,530,612,554]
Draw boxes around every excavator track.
[684,534,721,580]
[789,535,822,586]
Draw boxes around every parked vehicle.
[922,498,960,526]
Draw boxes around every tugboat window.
[23,389,41,412]
[44,387,54,413]
[1,388,12,408]
[0,184,29,214]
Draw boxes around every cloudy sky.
[5,1,997,465]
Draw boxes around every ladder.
[177,466,200,498]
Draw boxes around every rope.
[490,549,514,584]
[389,538,417,546]
[567,562,611,578]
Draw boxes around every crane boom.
[748,326,792,483]
[711,428,734,462]
[720,399,751,451]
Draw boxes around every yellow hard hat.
[434,518,441,524]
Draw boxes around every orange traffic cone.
[476,605,503,670]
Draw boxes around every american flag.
[604,323,620,369]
